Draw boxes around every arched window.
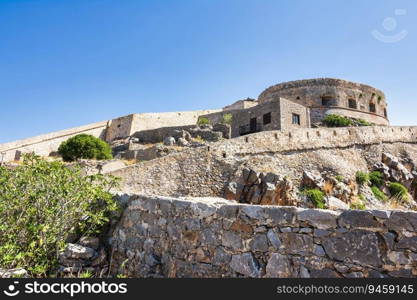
[384,108,387,118]
[348,99,357,109]
[369,103,376,113]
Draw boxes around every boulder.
[302,170,325,189]
[79,236,100,250]
[163,136,176,146]
[61,243,97,260]
[327,196,349,210]
[0,268,28,278]
[177,137,189,146]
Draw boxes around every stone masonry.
[109,194,417,278]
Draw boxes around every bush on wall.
[197,117,210,126]
[0,154,120,276]
[58,134,113,162]
[322,114,353,127]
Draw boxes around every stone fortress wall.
[0,121,109,162]
[258,78,389,125]
[0,109,219,162]
[110,194,417,278]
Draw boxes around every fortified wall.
[0,121,109,162]
[109,126,417,197]
[0,109,219,162]
[258,78,389,125]
[110,194,417,278]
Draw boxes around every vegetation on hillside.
[0,154,120,276]
[322,114,353,127]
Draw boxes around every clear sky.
[0,0,416,143]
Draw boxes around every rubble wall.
[110,194,417,278]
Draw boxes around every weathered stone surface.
[230,253,261,277]
[163,136,176,146]
[249,234,269,252]
[297,209,338,229]
[387,251,411,265]
[264,207,297,226]
[79,236,100,250]
[265,253,291,277]
[110,194,417,278]
[302,170,325,189]
[388,212,417,233]
[213,247,231,266]
[327,197,349,210]
[0,268,28,278]
[221,231,243,250]
[396,236,417,252]
[279,233,315,255]
[267,229,282,249]
[309,268,341,278]
[338,210,381,229]
[322,230,383,267]
[62,243,97,260]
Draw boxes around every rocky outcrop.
[109,194,417,278]
[225,168,298,206]
[58,237,108,276]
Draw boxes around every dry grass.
[122,159,138,166]
[323,181,334,195]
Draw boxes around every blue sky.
[0,0,416,143]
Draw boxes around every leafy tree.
[0,154,119,276]
[58,134,112,162]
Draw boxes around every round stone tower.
[258,78,389,125]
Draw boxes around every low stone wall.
[110,194,417,278]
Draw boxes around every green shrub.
[0,154,120,276]
[358,194,366,201]
[355,171,369,185]
[222,113,233,125]
[389,182,409,201]
[197,117,210,126]
[304,188,326,209]
[350,202,366,210]
[369,171,384,187]
[371,186,388,202]
[58,134,112,162]
[322,114,353,127]
[335,175,344,182]
[356,119,371,126]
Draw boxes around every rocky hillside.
[109,126,417,212]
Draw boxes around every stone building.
[200,78,389,137]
